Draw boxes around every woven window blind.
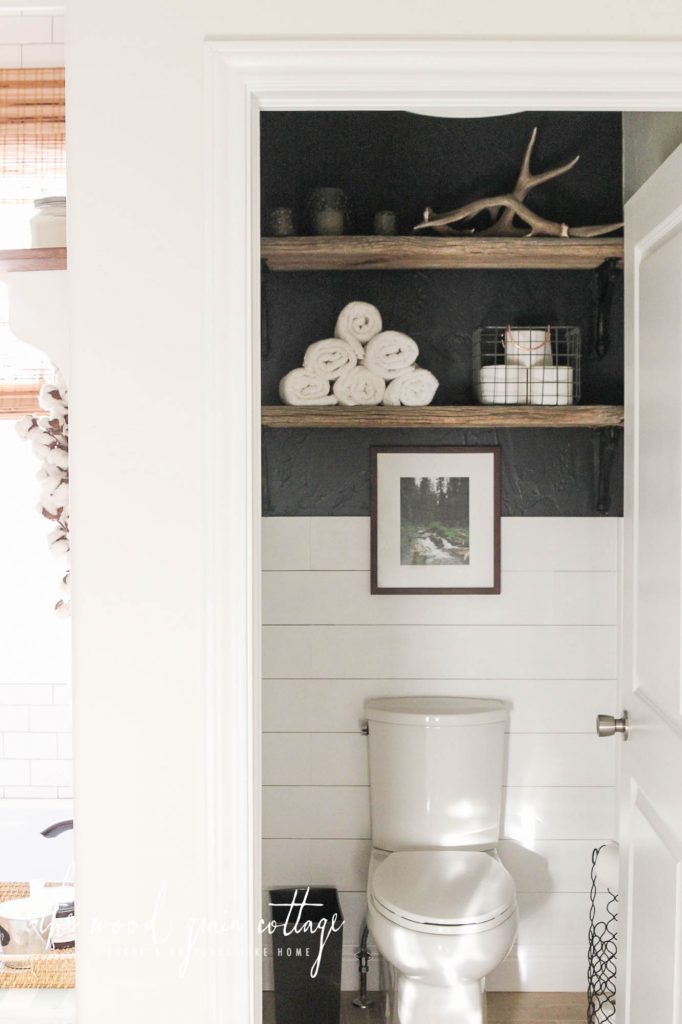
[0,68,64,417]
[0,67,66,202]
[0,327,55,419]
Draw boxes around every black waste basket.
[269,886,344,1024]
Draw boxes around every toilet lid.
[372,850,515,927]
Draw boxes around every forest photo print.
[400,477,470,566]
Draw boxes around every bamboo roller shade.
[0,332,55,419]
[0,68,65,181]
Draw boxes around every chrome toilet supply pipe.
[352,922,375,1010]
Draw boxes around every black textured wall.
[260,110,624,517]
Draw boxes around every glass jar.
[30,196,67,248]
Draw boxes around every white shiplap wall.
[262,516,618,992]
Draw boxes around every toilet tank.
[366,697,508,851]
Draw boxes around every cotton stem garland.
[16,374,70,616]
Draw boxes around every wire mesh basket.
[473,325,581,406]
[587,846,617,1023]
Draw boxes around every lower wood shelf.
[0,248,66,272]
[262,405,624,429]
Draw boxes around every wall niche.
[260,110,624,517]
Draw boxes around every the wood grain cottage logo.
[260,888,343,979]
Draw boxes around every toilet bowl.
[364,697,517,1024]
[367,848,517,1024]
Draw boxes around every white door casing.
[203,43,682,1024]
[621,141,682,1022]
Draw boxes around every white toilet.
[365,697,517,1024]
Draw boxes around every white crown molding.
[208,40,682,110]
[203,38,682,1024]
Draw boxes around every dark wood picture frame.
[370,446,501,595]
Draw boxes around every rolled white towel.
[382,366,439,406]
[333,366,386,407]
[279,368,338,406]
[334,302,382,347]
[363,330,419,380]
[303,338,361,380]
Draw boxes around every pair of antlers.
[414,127,624,239]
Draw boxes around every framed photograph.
[370,446,501,595]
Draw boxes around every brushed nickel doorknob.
[596,711,629,740]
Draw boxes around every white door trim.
[203,39,682,1024]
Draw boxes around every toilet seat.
[371,850,516,935]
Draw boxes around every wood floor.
[262,991,586,1023]
[487,993,586,1022]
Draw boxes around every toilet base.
[395,976,487,1024]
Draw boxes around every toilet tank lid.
[365,697,507,726]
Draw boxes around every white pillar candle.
[529,366,574,405]
[479,365,528,405]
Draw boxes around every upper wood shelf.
[0,248,66,272]
[0,239,624,273]
[262,405,624,429]
[261,236,624,272]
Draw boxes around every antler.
[416,194,623,238]
[490,127,579,235]
[414,128,623,239]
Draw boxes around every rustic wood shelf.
[261,236,624,272]
[0,248,66,272]
[0,384,43,419]
[262,405,624,429]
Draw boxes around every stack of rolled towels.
[279,302,439,407]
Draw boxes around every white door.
[619,141,682,1023]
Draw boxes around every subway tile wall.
[0,10,64,67]
[0,691,72,798]
[261,516,620,991]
